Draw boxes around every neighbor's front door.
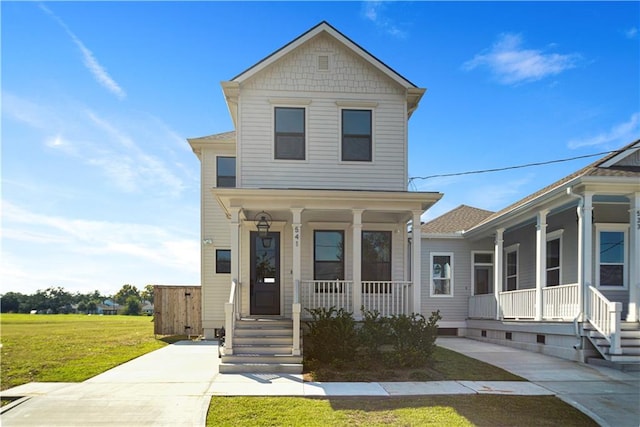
[250,231,280,315]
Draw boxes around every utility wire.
[408,148,632,183]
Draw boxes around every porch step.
[220,317,303,374]
[584,321,640,370]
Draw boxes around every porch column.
[352,209,363,320]
[576,201,584,321]
[412,211,423,315]
[494,228,504,320]
[628,192,640,322]
[230,208,241,290]
[583,192,594,318]
[291,208,303,303]
[535,210,548,321]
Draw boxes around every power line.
[408,148,630,183]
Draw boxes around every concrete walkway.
[2,338,639,426]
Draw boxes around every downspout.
[566,187,584,349]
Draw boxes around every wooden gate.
[153,285,202,336]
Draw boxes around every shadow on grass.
[323,395,598,427]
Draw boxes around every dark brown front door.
[250,231,280,315]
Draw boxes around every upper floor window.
[596,224,628,288]
[274,107,305,160]
[431,253,453,297]
[342,109,372,162]
[505,244,518,291]
[472,252,493,295]
[216,156,236,188]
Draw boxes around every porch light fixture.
[254,211,273,247]
[202,238,213,246]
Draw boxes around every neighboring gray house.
[423,142,640,366]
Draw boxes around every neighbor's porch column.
[494,228,505,320]
[535,210,548,321]
[583,192,594,318]
[628,192,640,322]
[352,209,363,320]
[412,210,423,315]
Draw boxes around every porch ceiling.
[212,187,442,223]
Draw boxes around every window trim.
[504,243,519,291]
[471,251,493,296]
[430,252,454,298]
[273,106,307,161]
[340,107,374,163]
[216,156,236,188]
[595,223,629,289]
[545,229,563,287]
[215,249,231,274]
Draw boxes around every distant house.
[97,299,120,315]
[188,21,639,372]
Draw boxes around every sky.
[2,1,639,296]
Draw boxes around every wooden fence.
[153,285,202,336]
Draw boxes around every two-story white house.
[189,21,639,373]
[188,22,442,373]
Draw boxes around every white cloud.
[1,201,199,294]
[568,113,640,149]
[462,33,580,85]
[39,4,126,100]
[361,1,407,39]
[625,27,638,39]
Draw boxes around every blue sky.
[2,1,639,295]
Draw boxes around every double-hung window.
[274,107,305,160]
[342,109,372,162]
[362,231,391,292]
[216,249,231,274]
[596,224,628,288]
[216,156,236,188]
[505,244,519,291]
[546,230,563,287]
[431,253,453,296]
[314,230,344,281]
[472,252,493,295]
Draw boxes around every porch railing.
[500,288,536,319]
[300,280,412,318]
[587,286,622,355]
[300,280,353,315]
[362,281,412,317]
[542,283,579,320]
[223,279,239,354]
[468,294,497,319]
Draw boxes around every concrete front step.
[235,328,292,337]
[219,362,303,374]
[222,354,303,364]
[234,336,293,346]
[233,344,294,353]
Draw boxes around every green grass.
[207,396,598,426]
[0,313,166,390]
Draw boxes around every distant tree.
[0,292,23,313]
[141,284,154,304]
[77,301,87,313]
[87,301,98,314]
[124,295,141,315]
[114,284,140,306]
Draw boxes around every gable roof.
[467,139,640,234]
[422,205,494,235]
[230,21,419,89]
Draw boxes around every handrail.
[224,279,239,355]
[587,286,622,355]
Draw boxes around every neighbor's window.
[431,253,453,296]
[216,156,236,188]
[546,231,563,287]
[216,249,231,274]
[342,109,372,162]
[596,225,628,288]
[473,252,493,295]
[505,245,518,291]
[275,107,305,160]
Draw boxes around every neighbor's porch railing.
[300,280,412,318]
[587,285,622,355]
[468,293,497,319]
[542,283,579,320]
[223,279,240,355]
